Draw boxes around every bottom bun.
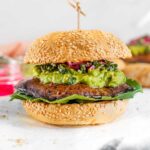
[123,63,150,88]
[23,100,128,125]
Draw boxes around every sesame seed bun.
[24,30,131,64]
[23,100,128,125]
[123,63,150,88]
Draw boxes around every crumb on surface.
[0,114,7,119]
[136,107,139,111]
[8,138,25,146]
[15,139,25,145]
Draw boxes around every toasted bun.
[123,63,150,88]
[24,30,131,64]
[23,100,128,125]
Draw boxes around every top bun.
[24,30,131,64]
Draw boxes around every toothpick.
[68,0,86,30]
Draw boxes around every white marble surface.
[0,89,150,150]
[0,0,150,44]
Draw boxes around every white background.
[0,0,150,44]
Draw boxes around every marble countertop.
[0,89,150,150]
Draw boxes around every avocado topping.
[129,45,150,56]
[33,61,126,88]
[128,35,150,56]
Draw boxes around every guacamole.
[33,61,126,88]
[129,45,150,56]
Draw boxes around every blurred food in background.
[126,35,150,63]
[112,59,126,70]
[0,42,31,96]
[123,35,150,88]
[20,64,34,78]
[0,42,28,58]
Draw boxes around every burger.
[124,35,150,87]
[11,30,142,125]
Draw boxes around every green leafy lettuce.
[11,79,142,104]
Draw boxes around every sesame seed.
[24,30,131,64]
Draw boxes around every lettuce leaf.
[11,79,142,104]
